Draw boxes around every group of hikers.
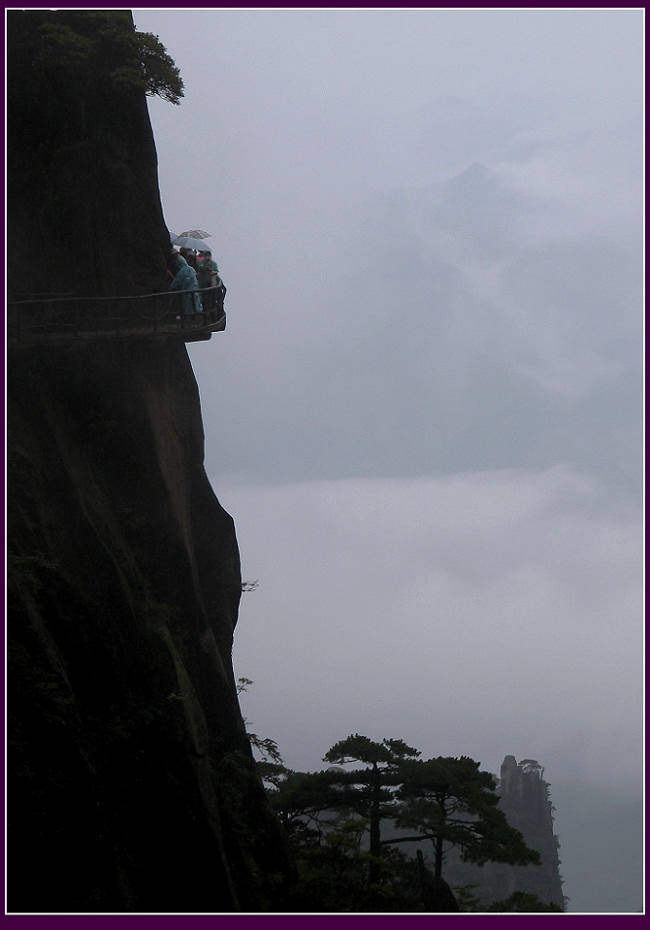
[166,247,226,317]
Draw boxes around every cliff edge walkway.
[7,287,226,348]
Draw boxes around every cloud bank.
[227,466,642,795]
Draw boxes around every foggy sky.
[133,8,643,911]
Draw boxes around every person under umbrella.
[167,251,202,316]
[196,249,220,311]
[179,247,197,269]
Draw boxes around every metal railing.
[7,287,226,346]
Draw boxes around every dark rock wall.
[7,9,171,298]
[7,10,290,912]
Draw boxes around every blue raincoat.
[170,255,202,315]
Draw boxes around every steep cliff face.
[492,756,565,907]
[445,756,565,909]
[7,9,171,298]
[7,10,289,912]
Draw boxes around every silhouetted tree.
[323,733,421,868]
[248,729,544,911]
[388,756,540,881]
[25,11,184,104]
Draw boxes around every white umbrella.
[178,229,211,239]
[173,235,211,251]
